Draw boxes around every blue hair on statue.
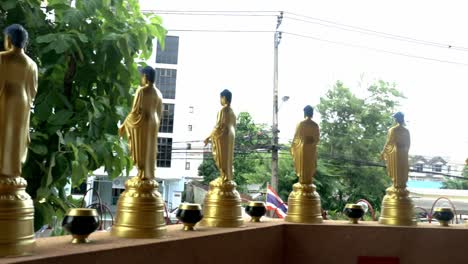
[393,111,405,124]
[304,105,314,117]
[220,89,232,104]
[3,24,28,49]
[138,66,156,83]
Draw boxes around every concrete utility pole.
[271,12,283,192]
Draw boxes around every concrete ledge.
[1,220,468,264]
[285,221,468,264]
[1,220,284,264]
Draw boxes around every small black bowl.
[62,208,100,244]
[343,204,365,224]
[245,201,267,222]
[176,203,203,231]
[433,207,454,227]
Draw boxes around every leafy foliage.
[316,80,405,211]
[442,179,468,190]
[275,155,296,201]
[1,0,165,230]
[441,162,468,189]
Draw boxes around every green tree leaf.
[29,144,48,155]
[47,110,74,126]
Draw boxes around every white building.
[407,155,468,217]
[408,155,464,189]
[146,35,204,209]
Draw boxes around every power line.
[168,152,466,181]
[185,146,466,173]
[142,10,277,17]
[145,9,468,65]
[172,140,204,143]
[165,139,467,168]
[284,11,468,52]
[284,16,468,51]
[167,29,275,33]
[279,149,467,170]
[143,9,468,52]
[276,152,467,179]
[141,10,280,14]
[282,31,468,67]
[160,27,468,66]
[167,143,467,168]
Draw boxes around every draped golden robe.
[381,124,410,188]
[0,51,37,176]
[120,85,163,180]
[210,105,236,181]
[291,118,320,184]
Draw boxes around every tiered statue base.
[285,183,323,223]
[111,177,166,238]
[200,178,243,227]
[0,176,35,257]
[379,186,417,226]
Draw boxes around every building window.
[185,162,190,170]
[187,143,191,150]
[155,68,177,99]
[157,137,173,168]
[189,106,194,113]
[188,125,192,131]
[415,164,423,172]
[112,189,125,205]
[433,164,442,172]
[156,36,179,65]
[71,182,87,195]
[160,103,175,133]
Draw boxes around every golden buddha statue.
[204,89,236,182]
[285,105,323,223]
[380,112,410,189]
[379,112,416,226]
[118,67,163,180]
[200,89,243,227]
[0,24,37,256]
[290,106,320,185]
[112,66,166,238]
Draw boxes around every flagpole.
[266,182,281,218]
[265,182,270,218]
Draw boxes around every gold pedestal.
[182,223,196,231]
[200,178,243,227]
[71,235,90,244]
[111,177,166,238]
[250,216,261,223]
[285,183,323,223]
[379,187,417,226]
[0,176,35,257]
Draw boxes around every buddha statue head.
[220,89,232,106]
[393,111,405,126]
[3,24,28,51]
[138,66,156,86]
[303,105,314,119]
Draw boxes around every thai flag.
[266,185,288,218]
